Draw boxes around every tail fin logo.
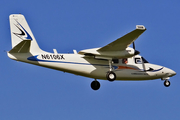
[13,20,33,40]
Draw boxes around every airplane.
[7,14,176,90]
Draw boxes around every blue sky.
[0,0,180,120]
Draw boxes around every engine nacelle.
[79,47,139,58]
[98,47,139,58]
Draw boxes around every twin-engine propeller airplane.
[8,14,176,90]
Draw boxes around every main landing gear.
[106,71,116,81]
[91,60,117,90]
[91,79,100,90]
[106,59,116,82]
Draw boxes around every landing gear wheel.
[106,71,116,82]
[91,80,100,90]
[164,80,170,87]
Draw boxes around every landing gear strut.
[91,79,100,90]
[106,60,116,81]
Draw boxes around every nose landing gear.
[164,80,170,87]
[162,77,171,87]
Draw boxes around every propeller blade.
[133,42,135,49]
[133,42,140,55]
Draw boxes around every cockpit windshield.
[142,57,149,63]
[134,57,149,64]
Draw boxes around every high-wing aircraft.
[7,14,176,90]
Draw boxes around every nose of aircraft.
[164,67,176,77]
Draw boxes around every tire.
[164,80,170,87]
[106,71,116,82]
[91,80,100,90]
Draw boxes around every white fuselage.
[7,51,176,81]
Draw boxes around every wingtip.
[136,25,146,30]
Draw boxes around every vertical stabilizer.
[9,14,42,53]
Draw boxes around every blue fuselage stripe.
[27,56,163,72]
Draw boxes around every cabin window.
[142,57,149,63]
[112,59,119,64]
[135,57,149,64]
[122,58,128,64]
[135,58,142,64]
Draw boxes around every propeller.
[133,42,135,49]
[133,42,146,71]
[133,42,140,55]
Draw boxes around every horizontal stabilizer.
[9,40,31,53]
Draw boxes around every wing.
[97,25,146,51]
[78,25,146,58]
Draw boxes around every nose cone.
[170,69,176,77]
[164,67,176,77]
